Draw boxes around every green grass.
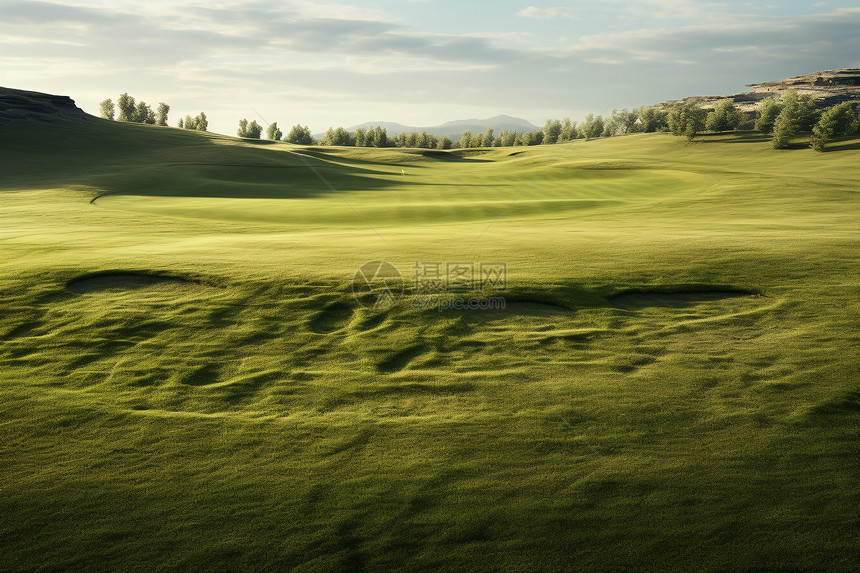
[1,119,859,572]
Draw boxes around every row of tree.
[227,107,673,150]
[309,108,669,150]
[177,113,208,131]
[104,91,859,152]
[664,92,860,150]
[100,94,169,126]
[100,93,207,131]
[235,118,314,144]
[756,93,860,150]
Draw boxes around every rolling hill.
[1,87,858,572]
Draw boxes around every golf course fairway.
[1,118,858,571]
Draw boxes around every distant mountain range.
[313,114,541,140]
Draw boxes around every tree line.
[101,91,860,152]
[235,119,315,144]
[663,92,860,150]
[100,93,207,131]
[229,107,668,150]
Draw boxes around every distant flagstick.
[400,168,405,185]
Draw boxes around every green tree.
[668,103,706,140]
[195,112,208,131]
[771,91,817,149]
[579,114,593,139]
[439,136,453,150]
[321,127,353,146]
[684,107,706,140]
[705,99,744,133]
[337,127,354,146]
[99,99,115,120]
[579,114,605,140]
[606,109,638,135]
[237,119,249,137]
[182,115,196,130]
[371,126,389,147]
[520,131,544,146]
[116,93,135,122]
[851,107,860,135]
[637,106,667,132]
[543,119,562,144]
[771,115,794,149]
[460,130,474,149]
[266,121,283,140]
[134,101,155,124]
[811,114,833,152]
[354,128,367,147]
[559,118,575,141]
[811,102,857,151]
[789,92,819,132]
[156,102,169,127]
[482,128,495,147]
[177,117,184,129]
[499,130,519,147]
[287,124,313,145]
[602,119,614,138]
[237,119,262,138]
[755,97,782,134]
[619,109,639,134]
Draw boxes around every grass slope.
[1,119,859,572]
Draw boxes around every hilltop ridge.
[0,86,91,124]
[657,68,860,112]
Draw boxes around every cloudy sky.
[2,0,859,135]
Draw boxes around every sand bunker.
[66,272,213,294]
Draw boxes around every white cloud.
[517,6,578,19]
[1,1,859,134]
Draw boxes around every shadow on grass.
[606,284,761,309]
[695,131,772,144]
[295,147,492,164]
[237,138,281,145]
[823,139,860,152]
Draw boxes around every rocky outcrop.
[0,86,92,124]
[746,68,860,106]
[657,68,860,112]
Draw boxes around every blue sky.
[1,0,859,135]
